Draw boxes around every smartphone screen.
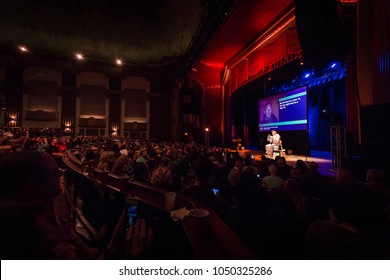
[212,188,219,196]
[126,200,138,230]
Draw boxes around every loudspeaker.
[181,84,202,115]
[295,0,352,69]
[360,103,390,144]
[341,156,366,182]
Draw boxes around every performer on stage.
[265,130,281,156]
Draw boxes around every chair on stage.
[272,141,286,158]
[273,141,286,158]
[272,144,280,158]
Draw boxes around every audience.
[228,169,299,259]
[305,183,390,259]
[182,157,231,221]
[1,127,389,260]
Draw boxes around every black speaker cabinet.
[295,0,352,69]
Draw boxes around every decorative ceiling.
[0,0,205,64]
[0,0,295,75]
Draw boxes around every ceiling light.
[75,53,84,60]
[18,46,28,52]
[116,59,122,65]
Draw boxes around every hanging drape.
[226,22,302,95]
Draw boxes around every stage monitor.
[258,86,308,132]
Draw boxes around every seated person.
[150,165,173,191]
[110,155,132,178]
[0,151,152,259]
[182,157,231,222]
[265,130,281,156]
[305,183,390,259]
[96,150,115,172]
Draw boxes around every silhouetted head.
[0,151,60,215]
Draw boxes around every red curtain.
[226,22,303,95]
[286,27,302,55]
[248,48,264,77]
[264,32,287,66]
[236,60,247,86]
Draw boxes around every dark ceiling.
[0,0,204,64]
[0,0,294,74]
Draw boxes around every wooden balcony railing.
[62,149,258,260]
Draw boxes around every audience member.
[228,170,298,259]
[96,150,115,171]
[275,156,292,180]
[150,165,174,191]
[305,183,390,259]
[227,156,244,189]
[261,164,285,191]
[334,167,357,187]
[110,155,132,178]
[294,159,309,177]
[183,157,231,221]
[0,151,153,259]
[300,161,333,221]
[366,168,390,222]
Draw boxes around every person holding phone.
[0,150,153,260]
[102,208,153,259]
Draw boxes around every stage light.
[304,73,310,78]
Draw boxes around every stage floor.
[231,149,336,179]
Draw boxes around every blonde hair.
[110,155,131,177]
[151,165,172,189]
[97,151,115,171]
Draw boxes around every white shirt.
[271,133,281,145]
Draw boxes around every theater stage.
[230,148,336,179]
